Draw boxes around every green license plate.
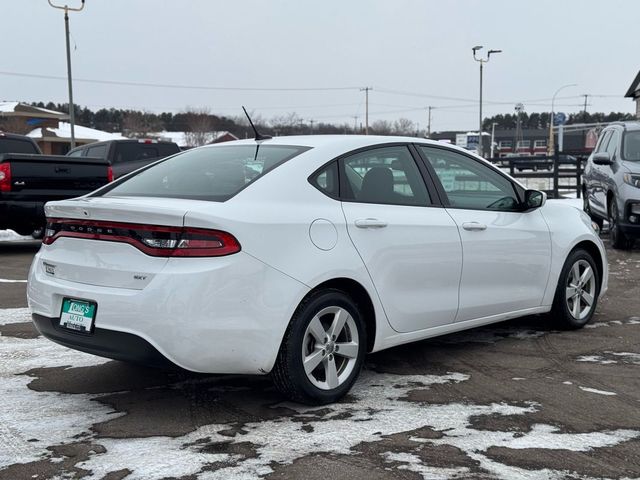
[59,298,97,334]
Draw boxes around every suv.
[67,139,180,179]
[582,122,640,249]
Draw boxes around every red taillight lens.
[0,163,12,192]
[107,165,114,182]
[43,219,241,257]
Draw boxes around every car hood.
[620,160,640,174]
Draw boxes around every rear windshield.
[0,138,40,154]
[113,142,180,163]
[623,131,640,162]
[101,144,310,202]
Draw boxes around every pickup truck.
[67,139,180,178]
[0,132,112,236]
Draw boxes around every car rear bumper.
[32,313,176,369]
[28,248,309,374]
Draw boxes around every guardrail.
[489,149,587,199]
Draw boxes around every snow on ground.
[1,307,638,480]
[0,230,33,242]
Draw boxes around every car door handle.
[462,222,487,231]
[355,218,388,229]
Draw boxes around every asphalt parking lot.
[1,236,639,480]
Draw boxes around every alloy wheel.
[301,306,359,390]
[565,259,596,321]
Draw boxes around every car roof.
[201,134,474,156]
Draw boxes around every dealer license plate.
[59,298,96,334]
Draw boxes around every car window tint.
[605,130,620,158]
[67,149,84,157]
[623,130,640,161]
[87,144,107,158]
[0,138,39,154]
[419,146,520,211]
[101,144,310,202]
[310,161,339,197]
[339,146,430,206]
[596,131,612,154]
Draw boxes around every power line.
[0,70,360,92]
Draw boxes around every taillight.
[42,219,240,257]
[0,163,11,192]
[107,165,114,182]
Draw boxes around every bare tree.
[393,118,415,136]
[183,107,215,146]
[370,120,393,135]
[122,111,163,138]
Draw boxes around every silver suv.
[582,121,640,249]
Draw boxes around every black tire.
[583,190,603,230]
[271,289,367,405]
[609,196,633,249]
[551,249,601,330]
[31,227,45,240]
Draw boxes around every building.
[27,123,126,155]
[153,131,239,148]
[625,70,640,119]
[0,101,69,134]
[431,128,594,158]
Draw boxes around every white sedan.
[27,135,607,404]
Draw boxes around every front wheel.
[271,289,366,405]
[551,249,601,329]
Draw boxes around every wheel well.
[607,191,614,211]
[572,241,604,284]
[307,278,376,352]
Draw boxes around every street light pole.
[549,83,577,155]
[360,87,372,135]
[47,0,85,150]
[472,46,501,157]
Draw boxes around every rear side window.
[67,148,85,157]
[339,146,431,206]
[87,144,107,158]
[102,144,310,202]
[0,138,40,154]
[113,142,179,164]
[310,161,339,198]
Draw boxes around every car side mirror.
[592,152,613,165]
[524,189,546,210]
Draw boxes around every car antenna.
[242,106,272,141]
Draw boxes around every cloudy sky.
[2,0,638,132]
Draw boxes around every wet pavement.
[1,236,639,479]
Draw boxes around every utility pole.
[360,87,372,135]
[426,106,433,138]
[309,119,315,134]
[472,46,501,157]
[47,0,85,150]
[352,116,359,134]
[581,94,590,121]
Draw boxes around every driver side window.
[419,146,520,211]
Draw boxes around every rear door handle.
[462,222,487,231]
[355,218,388,229]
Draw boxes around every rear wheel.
[609,197,633,249]
[272,289,366,405]
[551,249,600,329]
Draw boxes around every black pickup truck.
[0,132,112,235]
[67,139,180,178]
